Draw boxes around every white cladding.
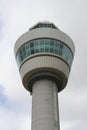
[14,28,75,56]
[20,55,69,91]
[32,79,60,130]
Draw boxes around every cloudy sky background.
[0,0,87,130]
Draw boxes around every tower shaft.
[32,79,60,130]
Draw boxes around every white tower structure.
[14,22,75,130]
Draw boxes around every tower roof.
[29,21,58,30]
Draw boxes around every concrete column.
[31,79,60,130]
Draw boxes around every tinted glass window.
[16,39,73,67]
[30,23,57,30]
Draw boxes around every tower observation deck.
[14,22,75,130]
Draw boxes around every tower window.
[16,39,73,67]
[30,23,58,30]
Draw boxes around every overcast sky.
[0,0,87,130]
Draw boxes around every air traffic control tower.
[14,22,75,130]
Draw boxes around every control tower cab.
[14,22,75,93]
